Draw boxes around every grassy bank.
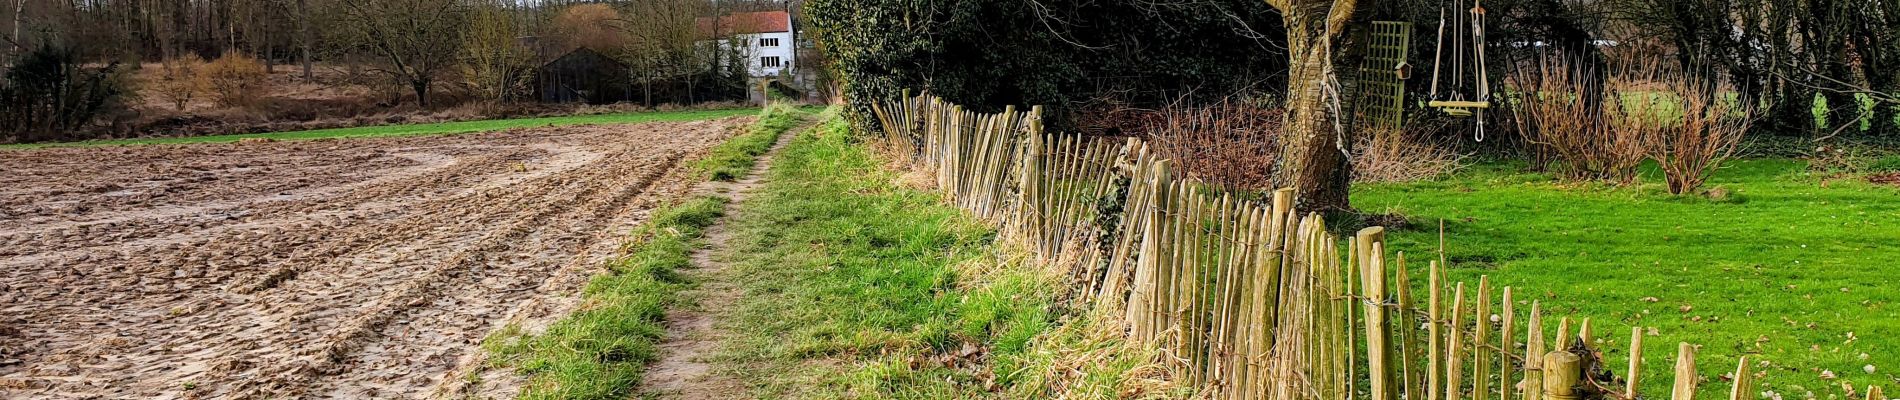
[1355,159,1900,397]
[694,103,812,181]
[708,116,1162,399]
[4,107,784,149]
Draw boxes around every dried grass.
[1144,101,1283,192]
[1007,301,1191,400]
[1351,123,1467,183]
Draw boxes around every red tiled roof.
[695,11,791,37]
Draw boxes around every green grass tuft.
[694,103,810,181]
[482,196,727,400]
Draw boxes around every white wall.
[731,31,794,77]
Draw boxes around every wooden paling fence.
[868,92,1881,400]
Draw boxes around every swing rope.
[1427,0,1491,140]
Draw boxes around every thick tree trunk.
[1280,41,1354,212]
[1275,0,1367,213]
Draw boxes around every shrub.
[1145,101,1282,192]
[1506,53,1647,183]
[0,44,132,143]
[200,52,270,107]
[152,54,208,111]
[1605,61,1753,195]
[462,4,534,103]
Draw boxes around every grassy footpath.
[484,197,725,399]
[708,116,1163,399]
[478,105,808,400]
[694,103,810,181]
[1356,160,1900,397]
[3,107,827,149]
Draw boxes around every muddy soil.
[0,117,749,399]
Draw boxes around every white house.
[696,10,795,78]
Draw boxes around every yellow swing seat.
[1428,100,1490,117]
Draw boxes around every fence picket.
[869,92,1811,400]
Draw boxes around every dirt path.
[637,121,807,399]
[0,118,750,399]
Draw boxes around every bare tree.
[619,0,704,106]
[9,0,25,62]
[461,0,532,103]
[332,0,464,106]
[297,0,312,80]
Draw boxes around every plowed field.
[0,117,748,399]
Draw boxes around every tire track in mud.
[0,118,748,399]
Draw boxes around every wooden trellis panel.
[1354,21,1413,131]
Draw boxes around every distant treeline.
[0,0,799,142]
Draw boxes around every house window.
[761,56,782,68]
[759,38,780,47]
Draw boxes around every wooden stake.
[1544,350,1582,400]
[1447,283,1467,400]
[1578,318,1593,346]
[1524,301,1544,400]
[1671,342,1696,400]
[1474,277,1492,400]
[1361,233,1395,400]
[1399,252,1421,400]
[1430,260,1444,400]
[1554,318,1573,351]
[1628,327,1644,399]
[1499,287,1515,400]
[1730,356,1754,400]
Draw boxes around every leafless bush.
[1507,52,1647,183]
[152,55,207,111]
[1145,101,1282,192]
[1610,62,1753,195]
[1073,96,1160,137]
[1352,123,1467,183]
[200,52,270,108]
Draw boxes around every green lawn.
[2,108,763,149]
[1355,159,1900,398]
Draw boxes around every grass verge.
[1355,159,1900,398]
[693,103,811,181]
[711,115,1165,399]
[482,196,726,400]
[4,107,765,149]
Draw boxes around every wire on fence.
[867,91,1868,400]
